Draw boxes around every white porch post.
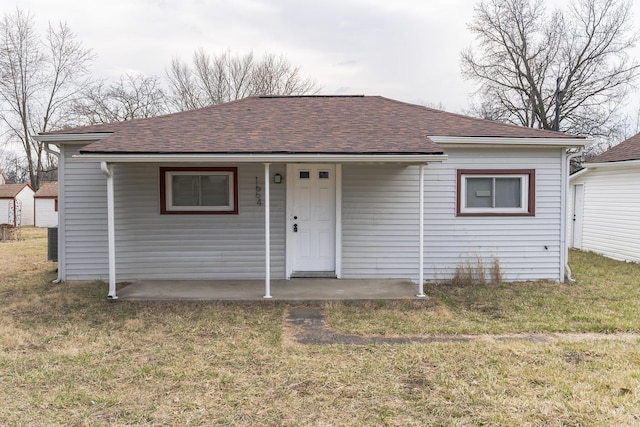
[417,164,426,298]
[264,163,272,299]
[100,162,117,300]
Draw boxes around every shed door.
[291,164,336,273]
[571,184,584,249]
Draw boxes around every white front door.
[571,184,584,249]
[290,164,336,273]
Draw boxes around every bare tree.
[166,50,319,111]
[0,150,29,183]
[461,0,640,138]
[0,9,92,189]
[71,74,168,125]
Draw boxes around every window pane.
[299,171,310,179]
[319,171,329,179]
[200,175,229,206]
[172,175,199,206]
[495,178,521,208]
[466,178,492,208]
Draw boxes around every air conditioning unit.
[48,227,58,262]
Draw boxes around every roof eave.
[71,153,449,164]
[33,133,113,143]
[569,168,590,181]
[430,136,591,147]
[582,159,640,169]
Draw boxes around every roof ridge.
[258,95,365,98]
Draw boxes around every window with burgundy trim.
[160,167,238,214]
[457,169,535,216]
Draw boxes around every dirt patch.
[284,306,640,345]
[285,306,472,345]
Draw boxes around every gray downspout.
[100,161,118,300]
[565,148,584,283]
[44,143,63,284]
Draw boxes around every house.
[34,182,59,227]
[35,95,588,299]
[569,133,640,263]
[0,183,35,227]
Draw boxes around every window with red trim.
[457,169,535,216]
[160,167,238,214]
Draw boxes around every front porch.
[116,278,422,302]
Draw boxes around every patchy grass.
[326,250,640,336]
[2,229,640,425]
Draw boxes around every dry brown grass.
[328,251,640,336]
[451,256,504,286]
[1,229,640,425]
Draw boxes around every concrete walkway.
[116,278,422,301]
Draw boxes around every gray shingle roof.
[0,183,31,198]
[42,95,581,154]
[34,182,58,198]
[591,133,640,163]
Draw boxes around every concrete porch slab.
[116,278,422,302]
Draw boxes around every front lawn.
[326,250,640,336]
[1,228,639,426]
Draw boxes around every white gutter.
[562,148,584,283]
[100,161,118,300]
[43,142,60,158]
[569,168,589,181]
[40,142,64,284]
[431,136,591,147]
[582,159,640,169]
[71,153,449,164]
[33,133,113,143]
[37,133,592,148]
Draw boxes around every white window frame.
[457,169,535,216]
[160,167,238,214]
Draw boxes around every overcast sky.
[12,0,640,115]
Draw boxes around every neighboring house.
[36,95,588,299]
[569,133,640,263]
[0,183,35,226]
[34,182,59,227]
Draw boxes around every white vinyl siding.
[342,147,564,282]
[0,199,13,225]
[35,198,58,227]
[15,187,35,226]
[1,188,35,226]
[570,166,640,263]
[342,164,420,279]
[61,144,565,283]
[62,145,109,280]
[423,147,563,282]
[61,145,285,281]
